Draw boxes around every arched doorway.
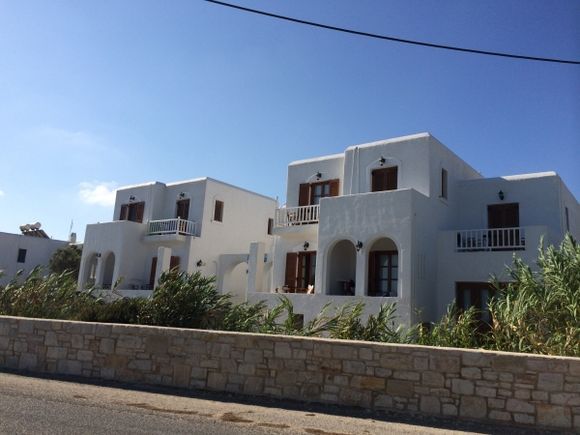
[326,240,357,295]
[102,253,115,289]
[83,253,98,288]
[223,261,248,303]
[368,238,398,297]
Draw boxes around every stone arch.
[367,237,399,297]
[326,239,357,295]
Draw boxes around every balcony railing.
[274,205,320,228]
[456,227,525,252]
[147,218,197,236]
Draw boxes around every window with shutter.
[298,184,310,207]
[119,204,128,220]
[214,200,224,222]
[441,168,448,199]
[149,257,157,288]
[121,202,145,223]
[285,253,298,289]
[170,256,180,271]
[372,167,398,192]
[300,179,340,206]
[176,199,190,220]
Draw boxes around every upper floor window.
[441,168,448,199]
[565,207,570,232]
[298,179,339,206]
[17,248,27,263]
[120,202,145,223]
[176,199,190,220]
[371,167,397,192]
[214,200,224,222]
[488,203,519,228]
[267,218,274,235]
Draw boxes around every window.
[284,251,316,292]
[267,218,274,235]
[371,167,398,192]
[175,199,190,220]
[214,200,224,222]
[150,256,180,288]
[441,168,448,199]
[487,203,519,228]
[565,207,570,232]
[298,179,339,206]
[17,248,27,263]
[368,251,398,297]
[119,202,145,223]
[456,282,497,328]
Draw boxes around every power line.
[203,0,580,65]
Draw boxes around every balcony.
[147,218,197,237]
[456,227,525,252]
[274,205,320,228]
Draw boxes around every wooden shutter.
[329,179,339,197]
[214,200,224,222]
[284,252,298,289]
[120,204,129,220]
[170,256,180,271]
[134,202,145,223]
[267,218,273,235]
[176,199,190,220]
[149,257,157,287]
[298,183,310,206]
[386,167,398,190]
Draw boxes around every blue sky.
[0,0,578,241]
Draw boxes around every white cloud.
[0,189,4,197]
[79,181,117,207]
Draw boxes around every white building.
[247,133,579,326]
[78,177,276,301]
[0,225,70,286]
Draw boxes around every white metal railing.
[275,205,320,227]
[456,227,525,252]
[147,218,197,236]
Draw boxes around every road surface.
[0,371,552,434]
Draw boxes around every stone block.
[128,359,152,371]
[99,338,115,354]
[459,396,487,419]
[350,376,385,390]
[492,356,525,373]
[422,371,444,387]
[44,331,57,346]
[71,335,84,349]
[537,373,564,392]
[462,352,491,368]
[343,360,365,375]
[207,372,227,390]
[359,348,373,361]
[420,396,441,414]
[332,345,356,360]
[380,353,412,370]
[18,353,37,370]
[393,371,420,381]
[116,335,141,349]
[514,389,531,400]
[550,392,580,406]
[476,386,496,398]
[536,404,572,429]
[489,410,511,421]
[244,376,265,395]
[461,367,481,380]
[145,336,168,354]
[386,380,414,398]
[429,355,460,373]
[442,403,458,416]
[452,379,474,395]
[244,349,263,364]
[413,357,428,371]
[513,413,535,425]
[506,398,535,414]
[57,359,82,376]
[374,394,394,409]
[488,398,505,409]
[77,350,93,361]
[0,337,10,350]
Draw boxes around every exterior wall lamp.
[498,190,505,201]
[379,156,386,166]
[303,241,310,251]
[95,253,101,258]
[129,195,136,202]
[196,260,205,267]
[315,172,322,180]
[179,192,186,198]
[355,241,363,252]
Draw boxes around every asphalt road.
[0,372,555,434]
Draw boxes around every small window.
[17,248,27,263]
[441,168,448,199]
[371,167,398,192]
[565,207,570,232]
[267,218,274,235]
[214,200,224,222]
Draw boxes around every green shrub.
[417,303,481,349]
[488,234,580,356]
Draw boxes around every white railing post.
[274,204,320,228]
[147,218,197,236]
[455,227,525,252]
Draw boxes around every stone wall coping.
[2,315,578,363]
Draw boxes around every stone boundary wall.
[0,316,579,431]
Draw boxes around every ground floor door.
[455,282,497,325]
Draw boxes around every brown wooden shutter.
[329,179,339,197]
[176,199,190,220]
[267,218,273,235]
[298,183,310,206]
[120,204,128,220]
[386,167,398,190]
[170,256,180,271]
[134,202,145,223]
[284,252,298,289]
[149,257,157,287]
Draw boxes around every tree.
[49,245,82,279]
